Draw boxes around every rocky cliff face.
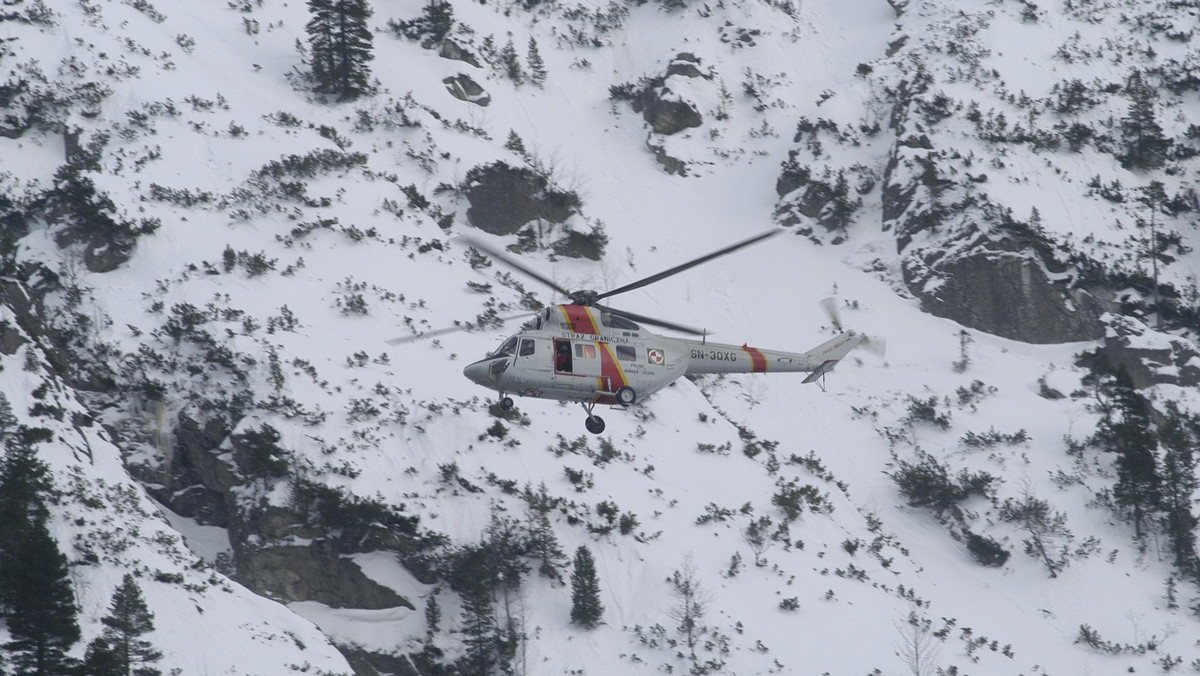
[143,410,420,611]
[775,2,1200,350]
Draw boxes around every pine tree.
[0,392,17,439]
[306,0,375,101]
[500,36,524,84]
[667,554,710,665]
[458,576,497,676]
[2,520,81,676]
[570,545,603,628]
[82,637,123,676]
[1095,366,1161,539]
[825,170,861,234]
[1158,403,1200,580]
[424,592,441,639]
[0,426,53,555]
[1120,70,1172,172]
[526,503,566,581]
[505,129,528,159]
[526,37,546,87]
[999,491,1072,577]
[88,574,163,676]
[389,0,454,43]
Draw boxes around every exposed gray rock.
[880,111,1109,343]
[83,237,135,273]
[0,320,26,355]
[238,542,411,610]
[639,94,703,135]
[157,409,419,610]
[666,52,705,78]
[439,38,481,68]
[1093,315,1200,389]
[648,139,688,176]
[0,280,33,355]
[443,73,490,107]
[901,238,1107,344]
[630,53,705,136]
[464,161,578,235]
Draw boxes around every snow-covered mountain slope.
[4,0,1200,673]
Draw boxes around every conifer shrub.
[570,545,604,628]
[232,422,289,479]
[889,450,995,517]
[963,529,1010,567]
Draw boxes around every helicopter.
[406,229,882,434]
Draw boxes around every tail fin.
[800,332,872,384]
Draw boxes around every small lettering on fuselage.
[564,332,632,343]
[690,349,739,362]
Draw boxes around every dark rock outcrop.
[443,73,490,107]
[439,38,481,68]
[880,111,1108,343]
[1091,315,1200,389]
[464,161,578,235]
[631,53,706,136]
[901,239,1107,344]
[152,409,419,610]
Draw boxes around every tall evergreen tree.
[1120,70,1172,172]
[526,37,546,87]
[445,544,500,676]
[500,36,523,84]
[569,545,603,629]
[526,503,566,581]
[2,520,81,676]
[0,426,53,555]
[306,0,375,101]
[457,573,497,675]
[86,574,162,676]
[1095,366,1161,539]
[389,0,453,43]
[1158,403,1200,579]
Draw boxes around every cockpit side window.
[491,336,519,358]
[519,339,536,356]
[601,312,640,331]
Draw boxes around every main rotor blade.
[596,303,706,336]
[384,312,536,345]
[458,234,573,299]
[593,229,781,303]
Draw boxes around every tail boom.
[683,332,865,377]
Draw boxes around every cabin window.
[554,339,572,373]
[615,345,636,361]
[519,339,536,357]
[575,343,597,359]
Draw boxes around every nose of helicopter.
[462,359,491,386]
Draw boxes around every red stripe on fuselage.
[559,305,599,334]
[598,342,629,390]
[742,345,768,373]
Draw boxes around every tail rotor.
[819,296,886,358]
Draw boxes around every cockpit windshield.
[489,336,519,358]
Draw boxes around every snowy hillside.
[4,0,1200,673]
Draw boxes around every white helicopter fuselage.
[463,304,866,408]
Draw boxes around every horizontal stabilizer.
[802,359,839,384]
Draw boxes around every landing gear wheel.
[585,415,606,434]
[499,396,514,411]
[615,386,636,406]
